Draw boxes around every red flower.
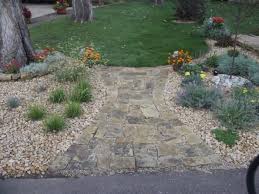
[3,59,22,74]
[212,17,224,24]
[22,7,32,19]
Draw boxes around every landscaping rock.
[211,74,253,89]
[0,73,12,81]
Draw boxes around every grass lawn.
[30,0,259,67]
[30,0,207,67]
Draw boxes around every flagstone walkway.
[49,66,222,176]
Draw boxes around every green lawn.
[30,1,207,67]
[30,0,259,67]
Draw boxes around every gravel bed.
[0,63,106,178]
[164,41,259,168]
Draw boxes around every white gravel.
[0,60,106,177]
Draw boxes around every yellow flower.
[185,72,191,76]
[242,88,248,94]
[200,73,206,79]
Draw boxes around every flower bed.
[0,53,106,178]
[164,42,259,167]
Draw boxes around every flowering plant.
[3,59,22,74]
[53,0,69,10]
[22,7,32,19]
[81,47,103,68]
[212,17,224,25]
[33,48,54,62]
[168,49,192,71]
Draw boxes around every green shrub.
[27,105,46,121]
[44,115,65,133]
[227,49,240,58]
[65,102,82,118]
[204,55,218,68]
[181,74,203,86]
[6,97,21,109]
[202,18,231,41]
[212,128,239,147]
[70,80,92,103]
[181,64,202,75]
[178,84,222,109]
[49,88,66,103]
[175,0,207,22]
[218,54,259,85]
[20,62,49,74]
[216,98,258,130]
[55,66,85,82]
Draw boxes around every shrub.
[215,34,233,47]
[3,59,22,74]
[204,55,219,68]
[20,62,49,75]
[217,54,259,85]
[55,66,85,82]
[202,17,232,47]
[175,0,207,22]
[227,49,240,58]
[212,128,239,147]
[27,105,46,121]
[6,96,21,109]
[44,115,65,133]
[181,63,202,75]
[49,88,66,103]
[70,80,92,103]
[181,74,203,86]
[216,98,258,130]
[178,84,222,109]
[65,102,82,118]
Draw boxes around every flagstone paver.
[49,66,222,176]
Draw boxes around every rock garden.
[0,0,259,178]
[0,49,106,177]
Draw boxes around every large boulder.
[211,74,253,89]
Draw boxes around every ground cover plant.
[212,128,239,147]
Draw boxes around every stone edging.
[0,72,48,82]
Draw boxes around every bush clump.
[20,62,49,75]
[216,98,258,130]
[44,115,65,133]
[6,96,21,109]
[70,80,92,103]
[178,84,222,109]
[175,0,207,22]
[49,88,66,103]
[212,128,239,147]
[65,102,82,118]
[204,55,219,68]
[181,74,203,86]
[55,66,85,82]
[27,105,46,121]
[217,54,259,85]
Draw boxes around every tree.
[72,0,93,23]
[0,0,35,69]
[229,0,259,78]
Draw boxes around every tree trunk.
[72,0,93,23]
[0,0,35,69]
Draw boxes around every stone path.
[49,66,221,176]
[237,34,259,54]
